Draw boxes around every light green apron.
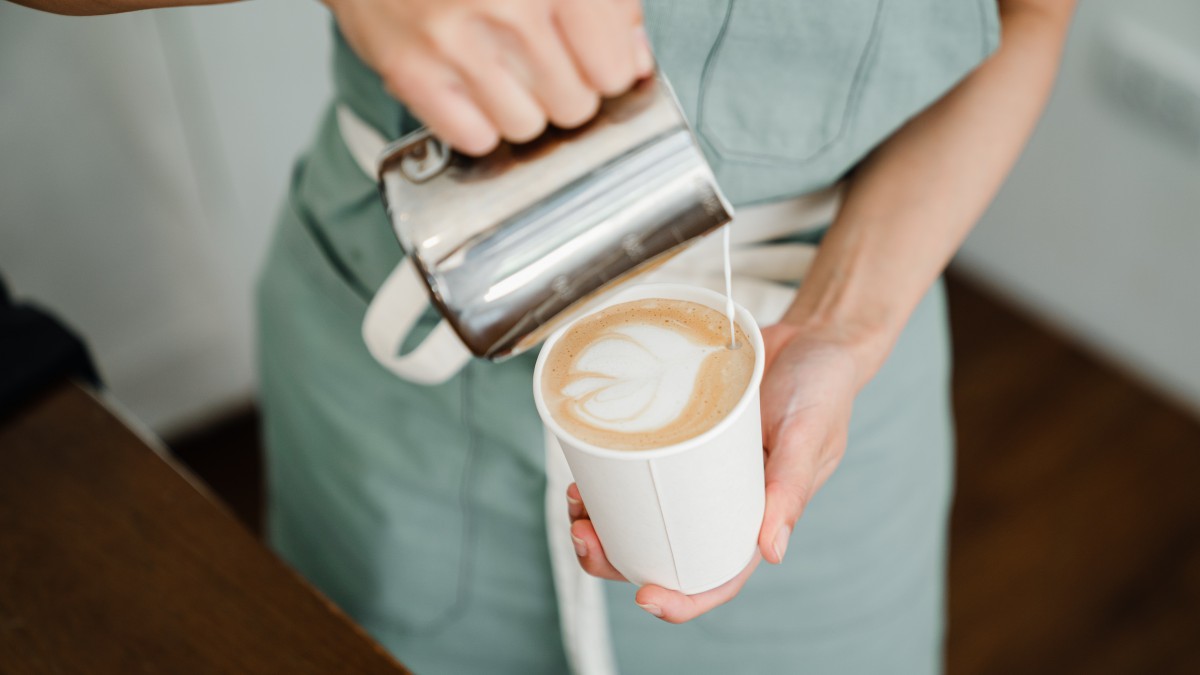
[257,1,999,672]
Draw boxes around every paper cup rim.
[532,283,766,461]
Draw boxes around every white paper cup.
[533,283,765,594]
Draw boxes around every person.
[18,0,1077,672]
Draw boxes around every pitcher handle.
[362,257,473,385]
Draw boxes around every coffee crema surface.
[541,298,754,450]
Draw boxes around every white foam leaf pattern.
[564,324,716,433]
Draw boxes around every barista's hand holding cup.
[533,284,766,607]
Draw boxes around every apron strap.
[340,104,474,386]
[545,431,619,675]
[336,104,388,178]
[361,257,473,386]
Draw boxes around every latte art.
[563,324,719,433]
[542,298,755,450]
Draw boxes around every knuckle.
[378,54,422,99]
[627,1,646,24]
[580,555,606,577]
[661,612,691,625]
[766,479,812,523]
[789,493,812,522]
[491,0,549,27]
[420,14,468,61]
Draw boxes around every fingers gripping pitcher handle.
[361,257,473,385]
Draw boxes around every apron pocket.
[697,0,885,164]
[263,196,479,635]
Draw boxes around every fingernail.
[566,494,581,505]
[571,533,587,558]
[772,525,791,564]
[637,602,663,618]
[633,26,654,75]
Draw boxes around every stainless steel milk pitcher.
[365,74,733,383]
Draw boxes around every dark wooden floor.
[945,274,1200,675]
[170,273,1200,674]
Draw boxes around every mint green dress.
[257,2,1000,672]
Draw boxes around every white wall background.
[1,0,1197,433]
[956,0,1200,415]
[0,1,331,432]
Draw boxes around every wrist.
[776,301,899,391]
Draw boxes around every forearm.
[782,0,1076,386]
[9,0,236,16]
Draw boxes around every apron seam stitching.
[288,160,374,304]
[402,366,479,635]
[696,0,888,166]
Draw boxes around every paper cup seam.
[647,459,684,591]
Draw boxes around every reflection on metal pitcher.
[377,74,734,361]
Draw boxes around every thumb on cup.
[759,480,813,564]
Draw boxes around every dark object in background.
[0,274,102,419]
[171,410,264,534]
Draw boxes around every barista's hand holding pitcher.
[568,323,862,623]
[325,0,654,155]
